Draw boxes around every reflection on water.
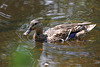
[0,12,11,19]
[0,0,100,67]
[0,3,11,19]
[38,42,94,67]
[0,3,8,9]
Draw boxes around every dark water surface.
[0,0,100,67]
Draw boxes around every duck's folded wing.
[44,23,86,36]
[44,28,69,42]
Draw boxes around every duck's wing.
[44,24,69,37]
[44,22,92,42]
[44,27,70,42]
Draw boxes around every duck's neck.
[33,27,47,42]
[35,28,43,35]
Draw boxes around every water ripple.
[0,12,11,19]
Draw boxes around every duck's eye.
[34,23,38,25]
[32,23,38,26]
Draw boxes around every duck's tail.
[85,24,96,32]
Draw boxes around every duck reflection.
[32,41,94,67]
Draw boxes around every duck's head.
[23,19,43,35]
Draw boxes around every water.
[0,0,100,67]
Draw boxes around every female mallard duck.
[23,19,96,42]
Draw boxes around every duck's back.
[44,24,68,42]
[44,23,85,42]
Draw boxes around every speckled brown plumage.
[23,19,96,43]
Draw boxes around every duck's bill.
[23,27,32,35]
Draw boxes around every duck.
[23,19,96,43]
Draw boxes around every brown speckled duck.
[23,19,96,43]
